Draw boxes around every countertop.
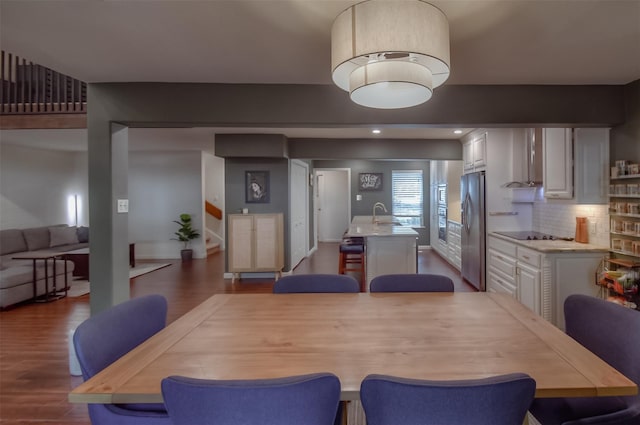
[489,232,609,253]
[345,223,418,237]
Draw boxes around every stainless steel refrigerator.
[460,171,486,291]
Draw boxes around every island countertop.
[345,223,418,237]
[490,232,609,253]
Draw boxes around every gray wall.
[224,158,290,271]
[128,151,205,260]
[0,144,87,229]
[611,80,640,163]
[313,160,431,245]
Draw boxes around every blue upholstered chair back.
[370,273,454,292]
[73,294,171,424]
[273,274,360,293]
[530,294,640,424]
[565,295,639,390]
[360,373,536,425]
[161,373,341,425]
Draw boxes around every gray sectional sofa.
[0,225,89,308]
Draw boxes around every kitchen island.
[345,218,418,291]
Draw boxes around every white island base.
[345,221,418,291]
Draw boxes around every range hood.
[503,128,543,188]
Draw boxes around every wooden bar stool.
[338,238,366,292]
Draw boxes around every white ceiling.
[1,0,639,151]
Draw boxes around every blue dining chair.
[161,372,341,425]
[73,294,172,424]
[273,274,360,293]
[360,373,536,425]
[369,273,454,292]
[529,294,640,425]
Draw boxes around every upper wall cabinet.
[543,128,573,199]
[463,133,486,173]
[542,128,609,203]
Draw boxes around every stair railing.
[1,50,87,114]
[205,200,222,220]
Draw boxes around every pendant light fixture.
[331,0,450,109]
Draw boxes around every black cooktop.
[494,231,559,241]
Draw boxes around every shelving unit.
[596,257,640,310]
[609,172,640,258]
[601,168,640,309]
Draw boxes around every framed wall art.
[245,170,270,203]
[358,172,383,191]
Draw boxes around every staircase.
[206,238,220,256]
[204,200,223,257]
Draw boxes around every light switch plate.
[356,194,362,201]
[117,199,129,213]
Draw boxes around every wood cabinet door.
[254,214,284,270]
[228,215,254,271]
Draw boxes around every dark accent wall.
[313,160,431,245]
[91,83,625,127]
[216,134,289,158]
[289,138,461,160]
[611,80,640,163]
[224,158,290,271]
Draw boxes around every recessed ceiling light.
[372,129,381,134]
[454,129,463,134]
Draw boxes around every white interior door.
[290,160,309,269]
[316,169,350,242]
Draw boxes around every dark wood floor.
[0,243,472,424]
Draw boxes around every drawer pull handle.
[522,255,530,260]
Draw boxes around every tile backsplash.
[532,203,610,247]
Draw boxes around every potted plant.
[172,213,200,261]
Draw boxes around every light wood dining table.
[69,292,637,405]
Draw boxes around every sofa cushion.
[0,265,33,289]
[0,229,27,255]
[76,226,89,243]
[55,242,89,252]
[50,226,79,247]
[22,227,51,251]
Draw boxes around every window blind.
[392,170,423,227]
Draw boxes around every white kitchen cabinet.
[488,235,547,320]
[446,221,462,270]
[516,246,542,315]
[364,234,418,287]
[548,252,603,329]
[228,213,284,282]
[574,128,610,204]
[462,133,486,173]
[487,236,517,296]
[542,127,609,203]
[543,128,573,199]
[488,235,604,329]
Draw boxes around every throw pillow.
[23,227,51,251]
[76,226,89,243]
[49,226,79,247]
